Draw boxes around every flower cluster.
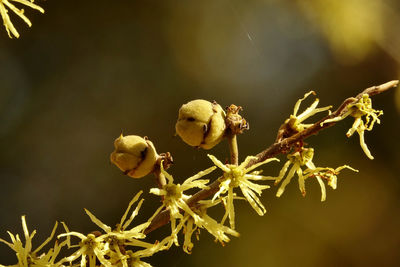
[148,162,247,254]
[57,191,170,267]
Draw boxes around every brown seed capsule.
[110,134,158,178]
[175,99,226,149]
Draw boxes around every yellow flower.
[322,94,383,159]
[277,91,331,141]
[0,215,66,267]
[208,154,279,229]
[149,163,216,246]
[275,148,315,199]
[57,232,110,267]
[0,0,44,38]
[274,148,357,201]
[176,198,239,254]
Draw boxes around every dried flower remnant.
[321,94,383,159]
[0,216,65,266]
[149,163,216,246]
[225,104,249,135]
[274,148,356,201]
[208,154,278,229]
[0,0,44,38]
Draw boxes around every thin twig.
[144,80,398,235]
[228,134,239,165]
[152,153,173,189]
[153,169,166,189]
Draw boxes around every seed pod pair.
[110,135,158,178]
[175,99,226,150]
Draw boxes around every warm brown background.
[0,0,399,266]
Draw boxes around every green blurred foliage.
[0,0,399,266]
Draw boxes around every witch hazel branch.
[0,80,398,267]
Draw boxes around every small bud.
[110,135,158,178]
[175,99,226,150]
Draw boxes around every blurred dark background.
[0,0,399,266]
